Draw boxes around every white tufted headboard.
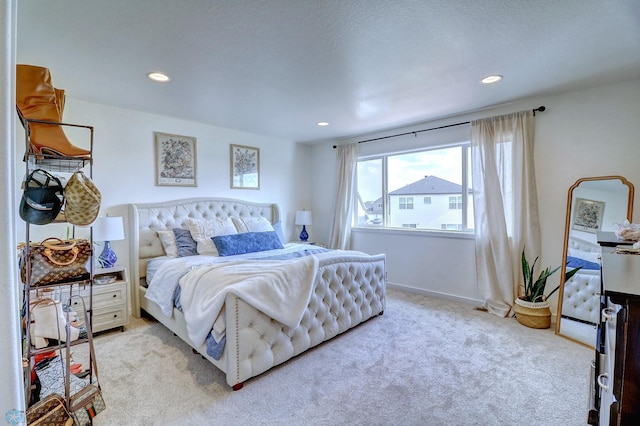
[563,235,602,325]
[128,197,280,314]
[562,269,600,324]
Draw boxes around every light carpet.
[90,289,592,425]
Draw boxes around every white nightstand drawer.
[69,285,125,312]
[92,286,126,310]
[92,306,127,333]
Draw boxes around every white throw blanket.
[178,256,319,348]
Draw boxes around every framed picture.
[154,132,197,187]
[572,198,605,233]
[230,144,260,189]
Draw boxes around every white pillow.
[157,230,178,257]
[187,217,237,255]
[232,216,274,233]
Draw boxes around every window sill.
[352,226,474,240]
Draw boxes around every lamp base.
[98,241,117,269]
[299,225,309,242]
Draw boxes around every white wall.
[311,78,640,310]
[14,99,313,278]
[1,0,24,418]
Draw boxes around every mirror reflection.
[556,176,634,347]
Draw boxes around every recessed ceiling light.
[481,75,503,84]
[147,72,170,82]
[317,121,329,127]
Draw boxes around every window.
[356,143,473,231]
[399,197,414,210]
[449,196,463,209]
[441,224,463,230]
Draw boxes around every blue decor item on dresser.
[295,210,312,242]
[93,216,125,268]
[98,241,117,268]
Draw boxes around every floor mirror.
[555,176,634,347]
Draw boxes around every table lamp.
[295,210,312,242]
[93,216,125,268]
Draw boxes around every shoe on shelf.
[30,299,86,349]
[16,64,90,158]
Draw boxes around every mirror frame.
[555,175,634,346]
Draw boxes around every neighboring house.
[364,175,474,230]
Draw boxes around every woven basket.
[513,298,551,329]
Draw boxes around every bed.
[128,197,386,390]
[559,236,602,344]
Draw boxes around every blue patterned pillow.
[212,231,284,256]
[173,228,198,257]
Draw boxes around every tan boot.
[54,87,65,119]
[16,64,90,158]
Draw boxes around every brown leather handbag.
[20,238,92,286]
[26,393,73,426]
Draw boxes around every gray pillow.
[173,228,198,257]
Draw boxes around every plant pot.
[513,298,551,329]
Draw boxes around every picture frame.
[572,197,605,233]
[230,144,260,190]
[154,132,197,187]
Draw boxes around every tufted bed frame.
[562,236,602,326]
[128,197,386,390]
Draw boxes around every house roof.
[390,175,465,196]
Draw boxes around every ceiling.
[16,0,640,143]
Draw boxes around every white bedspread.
[145,243,317,317]
[144,244,370,348]
[179,256,318,347]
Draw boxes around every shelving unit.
[19,115,96,409]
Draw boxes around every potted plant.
[513,250,582,329]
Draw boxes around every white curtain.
[329,143,358,250]
[471,111,540,317]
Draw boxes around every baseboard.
[387,282,484,307]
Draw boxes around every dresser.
[592,250,640,425]
[58,266,129,333]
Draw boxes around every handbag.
[69,384,106,425]
[19,169,65,225]
[68,295,106,426]
[20,238,91,286]
[26,393,73,426]
[64,171,101,226]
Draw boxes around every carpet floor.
[90,288,592,425]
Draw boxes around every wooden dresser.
[592,250,640,425]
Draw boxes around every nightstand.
[67,266,129,333]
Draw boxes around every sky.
[357,146,465,202]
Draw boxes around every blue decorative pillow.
[173,228,198,257]
[566,256,600,271]
[212,231,284,256]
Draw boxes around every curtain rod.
[332,106,546,149]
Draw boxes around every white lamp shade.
[93,216,125,242]
[295,210,312,226]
